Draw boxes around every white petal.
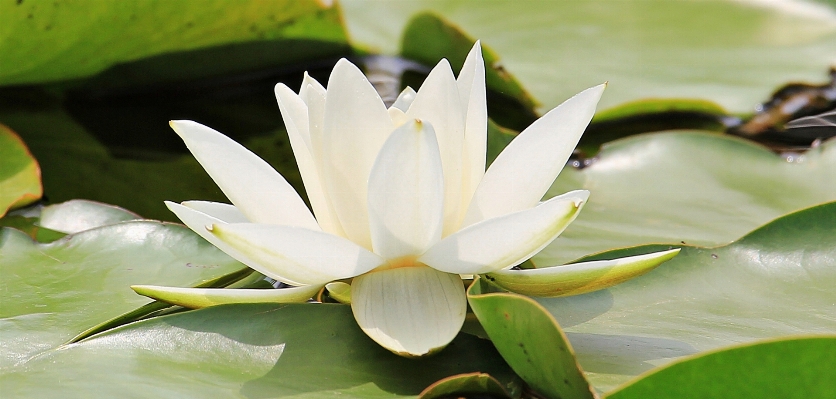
[210,223,386,286]
[275,84,345,236]
[392,86,417,111]
[169,120,319,230]
[299,71,326,103]
[387,107,409,127]
[368,120,445,259]
[131,285,322,309]
[456,41,488,227]
[461,84,605,227]
[166,201,306,286]
[274,83,312,151]
[487,249,681,297]
[181,201,248,223]
[300,72,328,164]
[419,190,589,275]
[351,266,466,357]
[322,59,396,250]
[303,78,347,237]
[405,59,466,236]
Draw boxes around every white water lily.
[133,42,679,357]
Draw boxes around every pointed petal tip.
[662,247,681,257]
[584,83,607,98]
[167,120,221,143]
[570,189,591,205]
[333,57,359,71]
[468,40,483,57]
[131,284,322,309]
[169,119,197,130]
[489,248,682,297]
[165,200,191,216]
[273,82,290,94]
[168,120,186,135]
[330,58,365,82]
[130,284,145,293]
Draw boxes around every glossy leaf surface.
[2,304,517,398]
[0,0,347,85]
[468,278,595,399]
[343,0,836,112]
[539,202,836,391]
[606,337,836,399]
[38,199,140,234]
[0,221,245,368]
[537,132,836,265]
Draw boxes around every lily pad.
[342,0,836,112]
[419,372,514,399]
[0,124,41,217]
[468,277,595,399]
[538,201,836,391]
[537,132,836,265]
[1,303,518,398]
[39,199,140,234]
[0,221,245,368]
[0,214,64,242]
[0,0,347,85]
[606,336,836,399]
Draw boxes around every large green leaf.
[342,0,836,112]
[468,277,595,399]
[2,303,518,398]
[537,201,836,391]
[606,337,836,399]
[536,132,836,265]
[0,221,245,368]
[38,199,141,234]
[0,124,41,216]
[0,0,347,85]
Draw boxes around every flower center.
[370,256,426,273]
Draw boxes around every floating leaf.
[2,304,518,398]
[0,214,63,242]
[0,221,246,368]
[344,0,836,112]
[70,267,256,343]
[606,336,836,399]
[39,199,140,234]
[538,132,836,265]
[0,124,41,217]
[0,0,347,85]
[538,201,836,391]
[468,277,595,399]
